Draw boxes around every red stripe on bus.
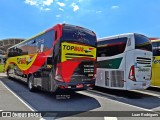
[22,49,52,74]
[61,57,96,83]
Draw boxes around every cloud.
[44,8,51,11]
[111,6,119,9]
[24,0,53,11]
[71,2,79,12]
[96,11,102,14]
[56,15,61,18]
[25,0,37,6]
[43,0,53,6]
[25,0,83,13]
[59,8,64,11]
[56,2,66,7]
[78,0,84,2]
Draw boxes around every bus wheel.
[49,70,57,92]
[7,70,10,79]
[28,75,35,92]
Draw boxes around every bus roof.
[150,39,160,43]
[149,38,159,40]
[98,33,146,42]
[8,23,95,50]
[8,24,63,50]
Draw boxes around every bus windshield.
[97,37,128,57]
[135,34,152,52]
[61,24,96,46]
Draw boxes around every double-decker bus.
[150,38,160,87]
[5,24,97,92]
[96,33,152,90]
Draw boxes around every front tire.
[49,69,58,93]
[28,75,35,92]
[7,69,11,79]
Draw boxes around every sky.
[0,0,160,40]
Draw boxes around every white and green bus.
[96,33,152,90]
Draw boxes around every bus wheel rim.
[29,79,32,89]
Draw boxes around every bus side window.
[43,30,54,52]
[157,42,160,56]
[98,37,127,57]
[55,31,57,40]
[152,42,158,56]
[97,47,105,57]
[28,40,37,54]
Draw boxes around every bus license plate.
[76,84,83,88]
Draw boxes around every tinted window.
[97,37,128,57]
[8,43,28,57]
[152,42,160,56]
[17,42,28,55]
[135,34,152,51]
[61,24,96,46]
[43,30,54,51]
[8,47,17,57]
[7,30,54,57]
[27,40,37,54]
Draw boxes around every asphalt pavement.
[0,72,160,120]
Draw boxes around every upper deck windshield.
[97,37,128,57]
[135,34,152,52]
[60,24,96,46]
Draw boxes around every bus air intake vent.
[105,71,109,86]
[110,70,124,88]
[136,57,151,65]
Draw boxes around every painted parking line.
[132,90,160,97]
[104,117,118,120]
[81,90,152,111]
[151,106,160,111]
[0,81,35,111]
[0,80,57,119]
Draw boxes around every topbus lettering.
[153,57,160,64]
[63,45,84,52]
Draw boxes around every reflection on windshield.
[135,34,152,52]
[61,25,96,46]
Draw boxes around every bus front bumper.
[55,80,95,91]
